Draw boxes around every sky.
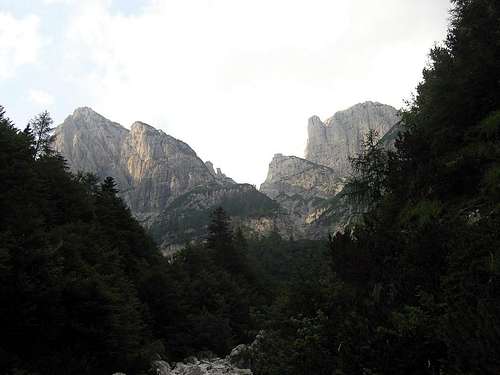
[0,0,451,186]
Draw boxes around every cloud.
[43,0,74,4]
[0,12,43,80]
[29,89,55,107]
[57,0,451,185]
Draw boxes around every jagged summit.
[205,161,236,185]
[130,120,156,131]
[307,115,324,130]
[305,101,399,174]
[260,101,401,237]
[54,109,219,225]
[64,107,126,134]
[307,102,390,129]
[72,106,97,116]
[71,106,108,121]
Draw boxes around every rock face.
[260,154,344,237]
[54,107,281,250]
[53,107,130,187]
[305,101,399,176]
[260,153,343,200]
[54,107,217,225]
[260,102,400,237]
[150,355,252,375]
[205,161,236,185]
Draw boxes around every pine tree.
[101,176,119,194]
[346,129,388,208]
[207,207,235,269]
[28,110,54,159]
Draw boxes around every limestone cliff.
[260,153,343,200]
[259,101,401,237]
[305,101,399,175]
[54,107,217,225]
[259,154,344,236]
[53,107,130,188]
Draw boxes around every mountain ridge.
[259,101,400,234]
[54,107,286,251]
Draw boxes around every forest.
[1,0,499,374]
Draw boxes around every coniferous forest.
[1,0,500,374]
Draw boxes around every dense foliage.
[149,184,279,245]
[0,112,267,374]
[250,1,500,374]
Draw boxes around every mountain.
[54,103,400,246]
[260,153,343,200]
[260,153,344,237]
[305,101,399,175]
[260,102,400,236]
[54,107,281,250]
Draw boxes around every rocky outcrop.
[260,153,343,200]
[150,355,252,375]
[205,161,236,185]
[305,101,399,176]
[54,108,216,225]
[53,107,131,188]
[259,154,343,237]
[259,102,400,237]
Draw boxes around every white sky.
[0,0,451,185]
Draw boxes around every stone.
[205,161,236,185]
[152,360,172,375]
[228,344,251,369]
[168,354,253,375]
[259,154,343,236]
[184,356,199,365]
[305,101,400,176]
[197,351,217,360]
[260,154,343,201]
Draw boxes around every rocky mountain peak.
[205,161,236,185]
[70,107,117,127]
[307,115,324,131]
[72,106,98,117]
[54,109,218,225]
[305,101,399,175]
[130,121,157,133]
[260,101,401,239]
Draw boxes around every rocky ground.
[146,339,258,375]
[151,357,252,375]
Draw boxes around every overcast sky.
[1,0,451,185]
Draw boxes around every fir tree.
[28,110,54,159]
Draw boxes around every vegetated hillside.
[248,1,500,374]
[0,108,161,374]
[150,182,280,251]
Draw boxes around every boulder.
[152,360,172,375]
